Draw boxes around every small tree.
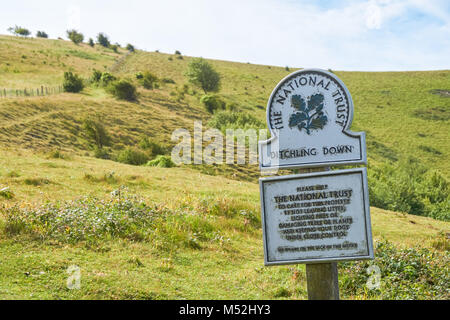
[110,44,119,53]
[66,29,84,44]
[63,71,84,93]
[88,38,94,47]
[107,79,137,101]
[97,33,110,48]
[185,58,221,93]
[8,26,31,37]
[139,72,158,89]
[82,118,111,149]
[126,44,135,52]
[100,72,116,86]
[91,69,102,83]
[36,31,48,38]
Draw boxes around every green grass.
[0,34,448,299]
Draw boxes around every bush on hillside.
[200,95,226,113]
[100,72,116,86]
[66,29,84,44]
[368,157,450,221]
[91,69,102,83]
[88,38,95,47]
[341,240,449,300]
[94,147,111,160]
[107,79,137,101]
[97,33,110,47]
[36,31,48,38]
[110,44,119,53]
[161,78,175,84]
[138,72,158,89]
[208,110,264,131]
[146,155,176,168]
[82,118,111,149]
[126,44,135,52]
[63,71,84,93]
[138,137,167,156]
[185,58,221,93]
[8,26,30,37]
[116,148,149,165]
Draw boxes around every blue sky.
[1,0,449,71]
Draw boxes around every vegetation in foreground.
[1,189,448,300]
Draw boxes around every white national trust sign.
[259,69,367,170]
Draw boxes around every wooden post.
[304,166,339,300]
[306,263,340,300]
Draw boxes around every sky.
[1,0,449,71]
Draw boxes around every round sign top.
[267,69,354,137]
[259,68,366,170]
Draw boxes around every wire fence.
[0,85,63,98]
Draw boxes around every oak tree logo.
[288,93,328,135]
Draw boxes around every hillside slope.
[0,34,449,177]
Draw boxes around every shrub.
[2,196,157,243]
[161,78,175,84]
[341,240,449,300]
[100,72,116,86]
[96,33,110,47]
[175,50,181,55]
[185,58,221,93]
[82,118,111,149]
[110,44,119,53]
[36,31,48,38]
[138,137,167,156]
[8,26,30,37]
[66,29,84,44]
[368,158,449,221]
[200,94,225,113]
[94,147,110,159]
[208,110,265,132]
[63,71,84,93]
[117,148,149,165]
[88,38,94,47]
[135,72,144,79]
[47,150,69,159]
[107,79,137,101]
[146,155,176,168]
[24,178,50,186]
[139,72,158,89]
[91,69,102,83]
[126,44,135,52]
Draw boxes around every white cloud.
[366,2,383,29]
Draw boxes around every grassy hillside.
[0,34,448,299]
[0,35,448,177]
[0,149,448,299]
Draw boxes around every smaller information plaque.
[260,168,374,265]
